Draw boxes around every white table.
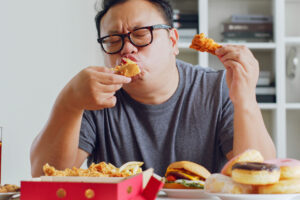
[156,191,220,200]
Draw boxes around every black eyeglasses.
[97,24,172,54]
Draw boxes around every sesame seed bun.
[166,161,211,180]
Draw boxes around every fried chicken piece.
[42,161,143,177]
[114,58,140,77]
[0,184,20,193]
[190,33,221,55]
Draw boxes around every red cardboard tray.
[20,169,163,200]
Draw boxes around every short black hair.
[95,0,174,39]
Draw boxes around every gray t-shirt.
[79,59,234,176]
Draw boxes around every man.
[30,0,276,177]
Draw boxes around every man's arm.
[216,45,276,160]
[30,67,131,177]
[232,100,276,159]
[30,91,85,177]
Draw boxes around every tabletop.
[156,191,220,200]
[155,191,300,200]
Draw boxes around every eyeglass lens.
[102,28,152,53]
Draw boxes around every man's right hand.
[30,66,131,177]
[62,66,132,111]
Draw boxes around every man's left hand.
[215,45,259,107]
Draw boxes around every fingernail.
[125,77,132,83]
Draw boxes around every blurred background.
[1,0,300,185]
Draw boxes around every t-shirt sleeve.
[217,71,234,156]
[79,110,97,155]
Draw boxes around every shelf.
[178,42,276,50]
[178,42,191,49]
[286,103,300,110]
[175,0,299,159]
[219,42,276,49]
[259,103,277,110]
[285,37,300,44]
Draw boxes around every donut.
[205,173,253,194]
[231,162,280,185]
[258,178,300,194]
[265,158,300,179]
[221,149,264,176]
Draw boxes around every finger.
[215,45,236,57]
[98,96,117,108]
[219,52,249,73]
[89,66,114,74]
[96,72,132,85]
[223,60,247,80]
[225,67,233,85]
[97,83,123,93]
[215,44,246,57]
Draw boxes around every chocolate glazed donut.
[231,162,280,185]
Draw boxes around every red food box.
[20,169,163,200]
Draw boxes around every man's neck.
[123,64,179,105]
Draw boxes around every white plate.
[209,193,300,200]
[0,192,19,200]
[161,189,216,199]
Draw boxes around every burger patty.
[167,171,195,180]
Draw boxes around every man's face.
[100,0,179,85]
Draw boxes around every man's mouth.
[114,57,142,78]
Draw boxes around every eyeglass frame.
[97,24,172,54]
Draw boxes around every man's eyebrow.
[106,25,145,35]
[107,30,120,35]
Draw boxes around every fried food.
[190,33,221,55]
[114,58,140,77]
[0,184,20,193]
[43,161,143,177]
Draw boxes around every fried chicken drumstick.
[190,33,222,55]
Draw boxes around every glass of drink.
[0,126,2,184]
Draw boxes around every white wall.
[0,0,103,184]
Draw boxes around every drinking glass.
[0,126,2,184]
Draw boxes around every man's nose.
[120,36,138,55]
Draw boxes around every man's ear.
[169,28,179,56]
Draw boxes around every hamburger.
[163,161,211,189]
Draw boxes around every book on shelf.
[259,70,271,78]
[173,13,198,22]
[256,86,276,95]
[222,22,273,32]
[177,28,197,37]
[173,21,198,29]
[222,31,273,39]
[257,77,271,86]
[257,70,272,86]
[256,86,276,103]
[256,95,276,103]
[222,38,273,43]
[231,14,273,24]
